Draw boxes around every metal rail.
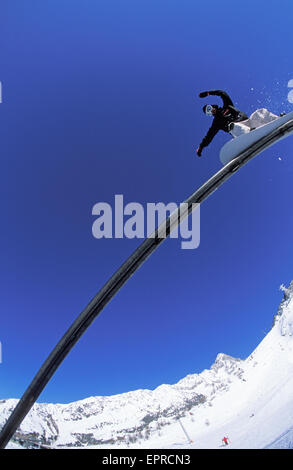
[1,118,293,448]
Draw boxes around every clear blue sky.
[1,0,293,403]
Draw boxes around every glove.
[196,147,202,157]
[199,91,209,98]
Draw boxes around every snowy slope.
[1,282,293,449]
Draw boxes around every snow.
[1,282,293,449]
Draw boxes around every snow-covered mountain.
[1,281,293,449]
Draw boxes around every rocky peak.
[211,353,242,372]
[273,281,293,329]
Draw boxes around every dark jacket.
[199,90,248,150]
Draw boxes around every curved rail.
[1,118,293,448]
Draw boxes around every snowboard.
[220,111,293,165]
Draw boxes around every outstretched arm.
[197,121,219,155]
[199,90,234,107]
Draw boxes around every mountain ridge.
[1,281,293,449]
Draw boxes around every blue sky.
[1,0,293,403]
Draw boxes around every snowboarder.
[222,436,230,446]
[196,90,280,157]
